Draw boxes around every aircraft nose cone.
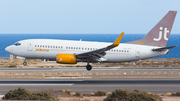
[5,46,11,53]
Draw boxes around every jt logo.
[153,27,169,41]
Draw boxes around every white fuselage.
[5,39,168,63]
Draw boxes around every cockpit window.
[14,42,21,46]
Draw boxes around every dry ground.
[1,58,180,68]
[58,96,106,101]
[49,96,180,101]
[162,96,180,101]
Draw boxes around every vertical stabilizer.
[127,11,177,47]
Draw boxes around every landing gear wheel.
[23,62,27,66]
[86,65,92,71]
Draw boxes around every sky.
[0,0,179,34]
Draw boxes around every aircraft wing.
[76,32,124,61]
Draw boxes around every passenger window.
[45,45,47,48]
[51,46,52,48]
[82,48,84,50]
[79,47,80,50]
[124,50,126,52]
[76,47,78,49]
[119,50,121,52]
[61,46,63,49]
[43,45,44,48]
[122,50,123,52]
[35,45,36,47]
[127,50,129,52]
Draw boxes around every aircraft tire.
[86,65,92,71]
[23,62,27,66]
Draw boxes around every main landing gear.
[86,62,92,71]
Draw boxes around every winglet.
[110,32,124,47]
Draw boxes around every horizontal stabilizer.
[152,46,177,51]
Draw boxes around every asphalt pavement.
[0,78,180,94]
[0,67,180,71]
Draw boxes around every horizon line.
[0,33,179,34]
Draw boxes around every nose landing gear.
[23,59,27,66]
[23,62,27,66]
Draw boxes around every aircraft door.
[135,47,140,58]
[27,41,33,51]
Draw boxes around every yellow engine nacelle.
[56,54,77,64]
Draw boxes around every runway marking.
[52,69,118,71]
[91,69,118,70]
[0,84,74,86]
[44,77,91,79]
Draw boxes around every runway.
[0,67,180,71]
[0,78,180,94]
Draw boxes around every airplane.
[5,11,177,71]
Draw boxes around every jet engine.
[56,54,77,64]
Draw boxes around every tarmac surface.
[0,67,180,71]
[0,78,180,94]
